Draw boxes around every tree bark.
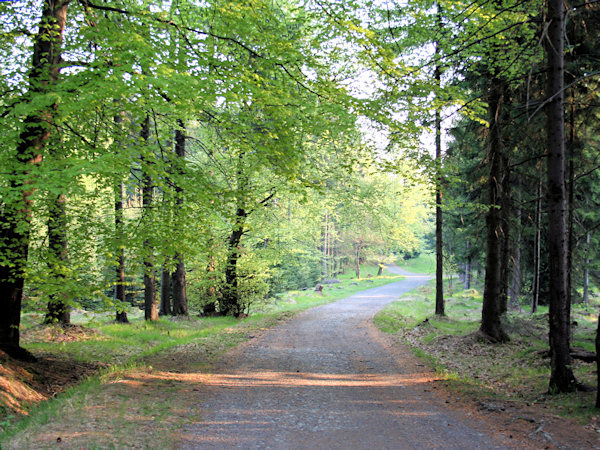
[509,186,522,309]
[546,0,577,393]
[532,167,543,314]
[464,241,471,290]
[583,232,590,305]
[434,10,444,316]
[171,120,188,316]
[160,265,172,316]
[221,207,247,317]
[0,0,68,358]
[480,81,509,343]
[115,181,128,323]
[354,243,361,279]
[499,153,511,315]
[322,211,329,279]
[141,114,158,321]
[44,192,70,324]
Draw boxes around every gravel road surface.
[179,267,514,449]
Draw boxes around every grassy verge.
[396,252,435,274]
[1,267,403,447]
[374,279,599,422]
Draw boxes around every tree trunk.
[141,115,158,321]
[546,0,577,393]
[0,0,68,358]
[434,14,444,316]
[322,211,329,279]
[354,243,361,279]
[222,207,247,317]
[509,186,522,309]
[114,178,128,323]
[160,265,172,316]
[499,153,511,315]
[480,81,509,343]
[583,232,590,305]
[567,99,575,307]
[465,241,471,290]
[532,167,543,314]
[44,193,70,325]
[202,245,218,315]
[171,120,188,316]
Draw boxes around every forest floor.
[2,267,599,448]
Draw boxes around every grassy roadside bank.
[1,267,402,447]
[374,278,600,426]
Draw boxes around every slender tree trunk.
[434,11,444,316]
[171,120,188,315]
[160,265,172,316]
[499,153,511,315]
[115,181,128,323]
[546,0,577,392]
[354,243,361,279]
[480,81,509,343]
[532,168,543,314]
[0,0,68,358]
[202,242,217,315]
[141,115,158,321]
[509,186,522,309]
[45,193,70,324]
[322,211,329,279]
[465,241,471,290]
[583,232,590,305]
[222,207,247,317]
[567,99,576,307]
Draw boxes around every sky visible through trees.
[0,0,599,404]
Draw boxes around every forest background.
[1,0,600,433]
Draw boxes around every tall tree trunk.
[354,243,361,279]
[464,241,471,290]
[160,264,172,316]
[202,241,218,315]
[499,153,511,315]
[480,81,509,343]
[434,9,444,316]
[141,115,158,321]
[114,180,128,323]
[532,167,543,314]
[45,193,70,324]
[171,120,188,316]
[546,0,577,392]
[509,186,522,309]
[322,211,329,279]
[221,207,247,317]
[0,0,68,358]
[567,99,575,307]
[583,232,590,305]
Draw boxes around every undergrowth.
[374,277,600,423]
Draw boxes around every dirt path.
[178,268,518,449]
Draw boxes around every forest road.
[179,267,514,449]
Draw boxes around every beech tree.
[0,0,69,358]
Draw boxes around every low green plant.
[374,278,600,421]
[2,265,403,446]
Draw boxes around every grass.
[396,252,436,274]
[1,265,403,447]
[374,278,600,423]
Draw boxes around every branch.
[527,70,600,122]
